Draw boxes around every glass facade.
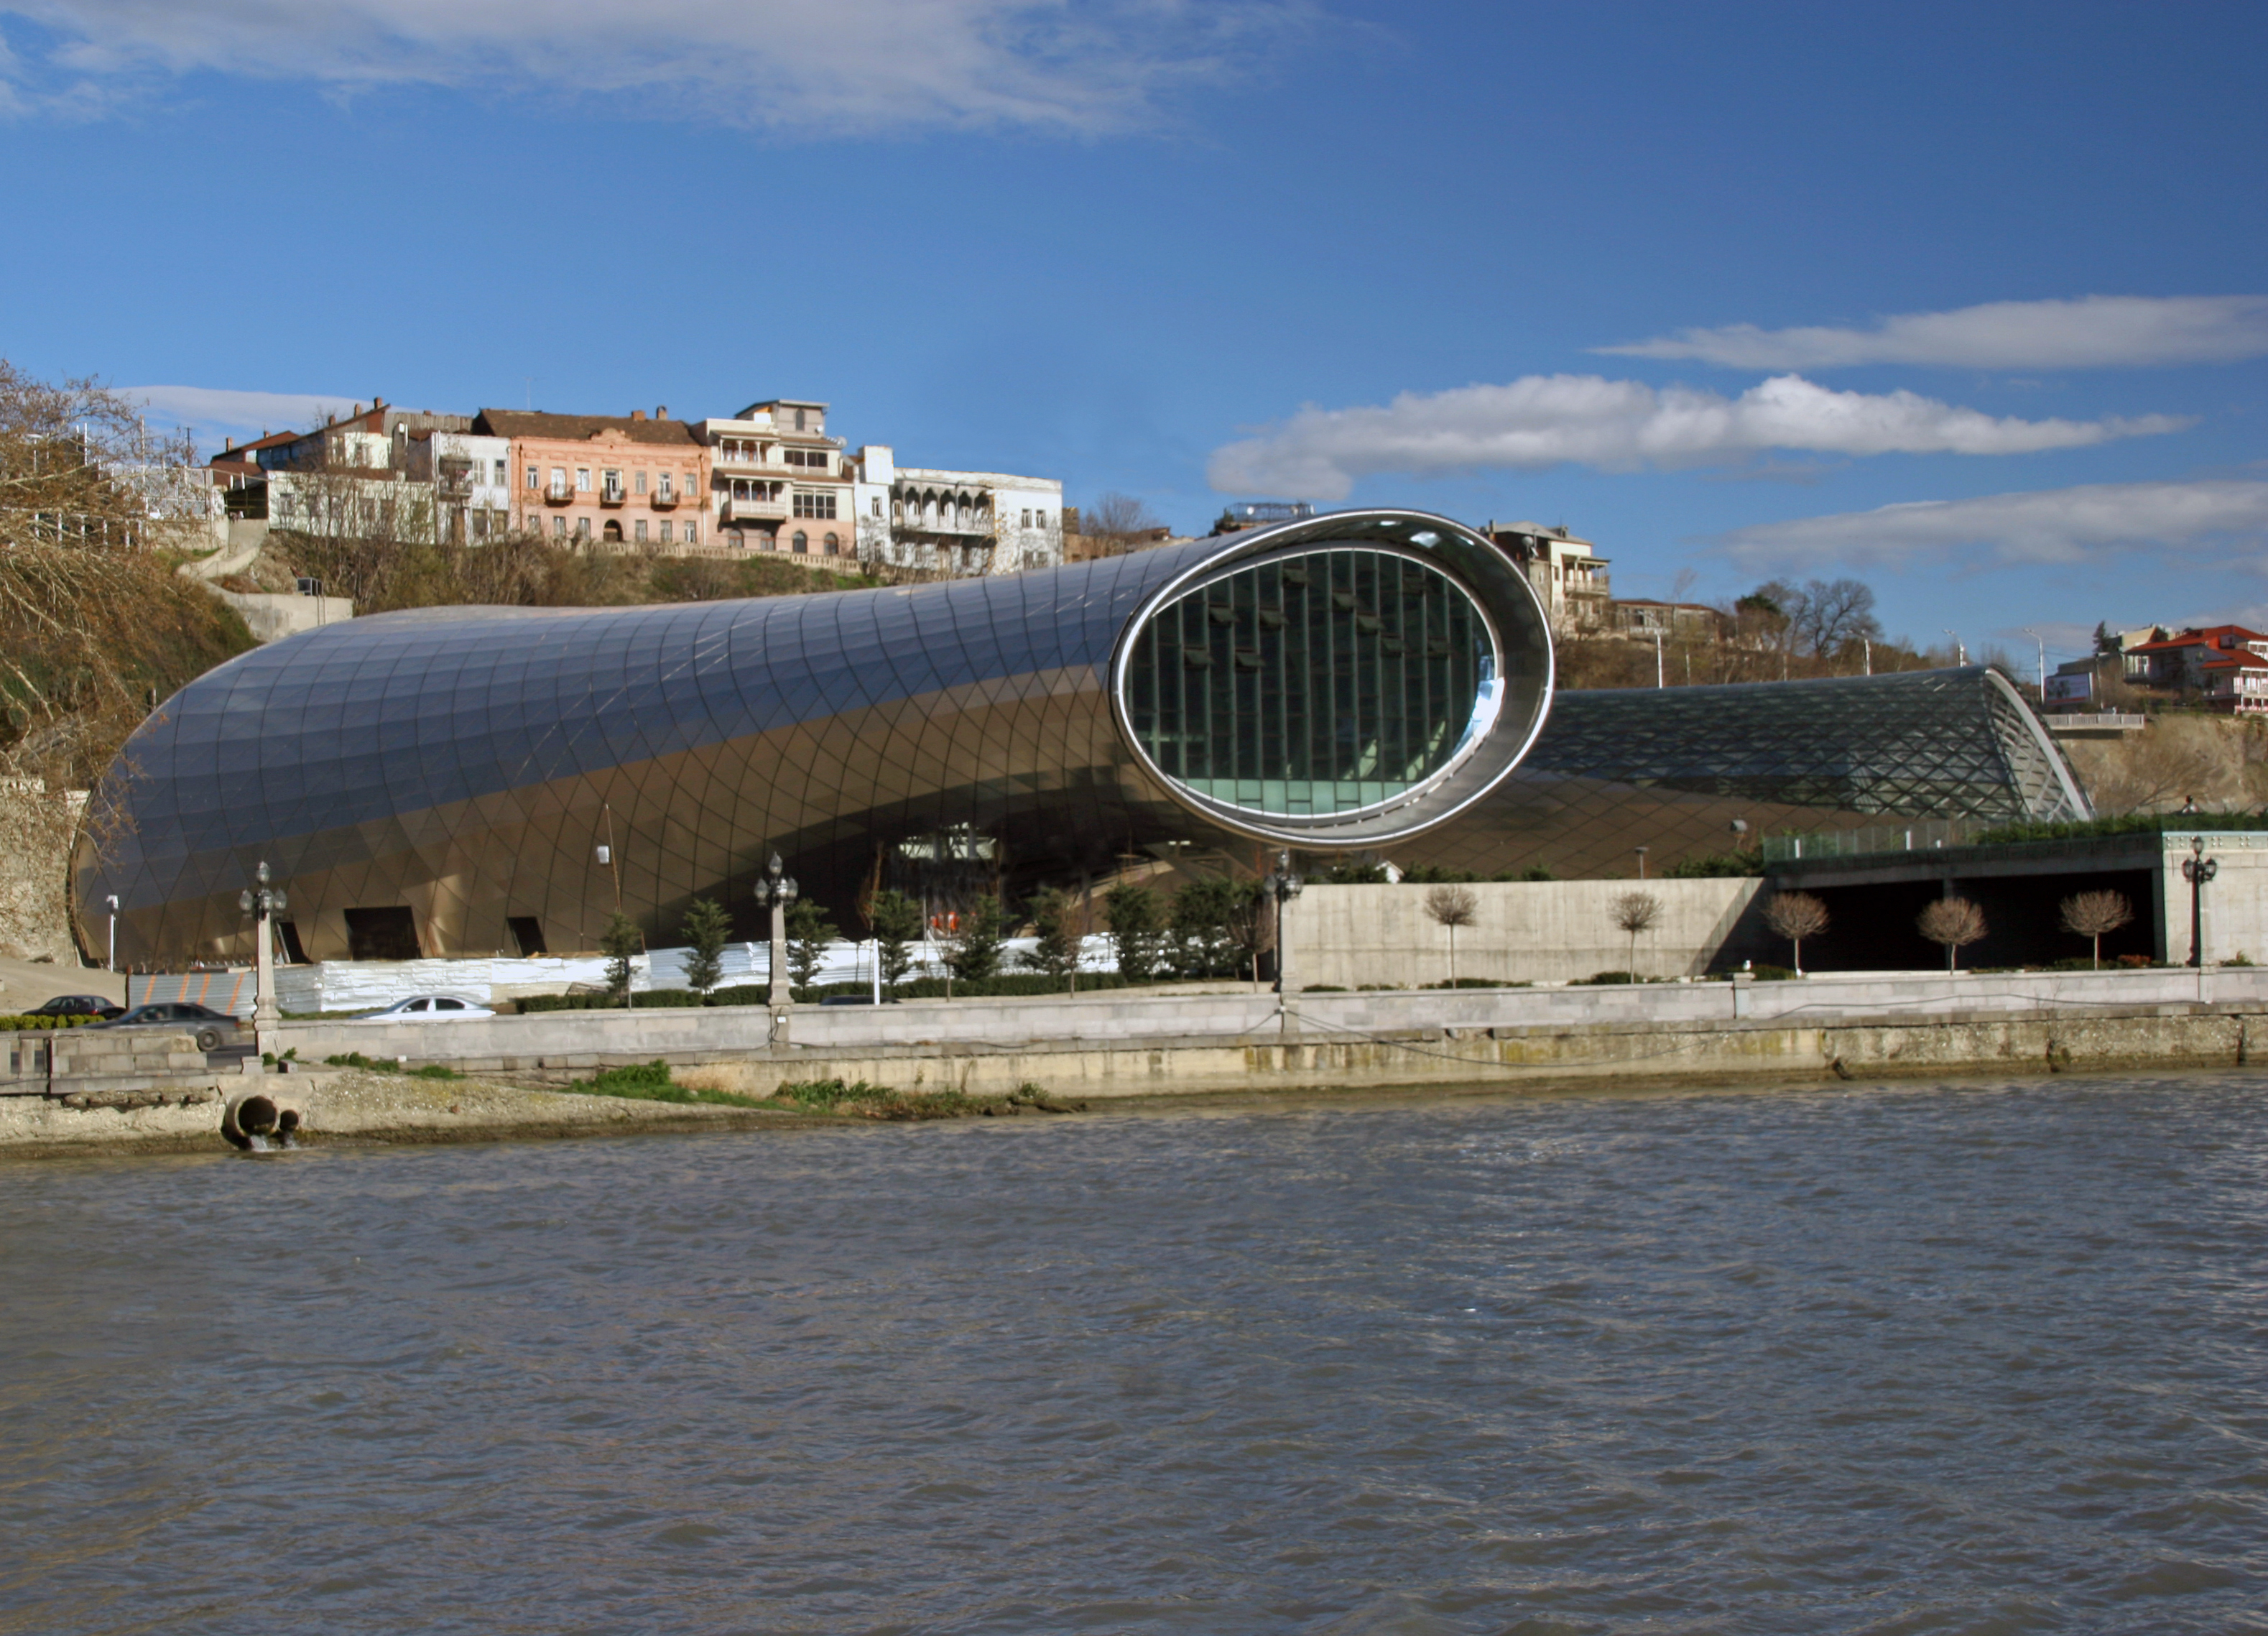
[73,507,2086,966]
[1124,547,1496,819]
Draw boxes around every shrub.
[0,1014,98,1030]
[1579,971,1639,984]
[575,1058,769,1109]
[706,984,769,1008]
[1665,850,1764,878]
[1104,882,1169,982]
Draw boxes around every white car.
[351,995,496,1022]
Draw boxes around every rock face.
[0,782,80,963]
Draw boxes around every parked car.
[351,995,496,1022]
[25,994,125,1021]
[87,1002,245,1053]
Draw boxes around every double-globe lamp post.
[238,861,287,1053]
[1260,849,1304,996]
[2183,835,2218,969]
[756,852,800,1011]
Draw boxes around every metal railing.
[1762,818,1968,863]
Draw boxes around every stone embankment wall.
[0,784,82,963]
[2162,831,2268,966]
[1286,879,1767,988]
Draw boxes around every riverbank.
[5,995,2264,1157]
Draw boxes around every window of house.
[576,468,591,491]
[658,473,674,501]
[684,522,697,545]
[792,490,836,519]
[550,467,566,494]
[1021,509,1032,528]
[553,517,566,538]
[634,470,647,494]
[659,522,672,542]
[794,408,807,430]
[871,496,881,518]
[575,517,591,539]
[634,519,648,542]
[602,469,622,497]
[792,530,807,553]
[824,532,840,554]
[527,466,539,489]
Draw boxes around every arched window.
[823,532,840,554]
[792,530,808,553]
[601,520,623,542]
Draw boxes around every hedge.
[0,1015,99,1030]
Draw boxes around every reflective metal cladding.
[78,511,1552,964]
[76,509,2089,965]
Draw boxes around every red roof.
[2127,624,2268,653]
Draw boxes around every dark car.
[88,1002,246,1053]
[26,994,126,1021]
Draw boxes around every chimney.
[374,395,384,407]
[353,403,362,417]
[630,409,646,422]
[223,436,234,452]
[655,405,667,420]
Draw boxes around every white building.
[404,430,514,542]
[851,445,1063,576]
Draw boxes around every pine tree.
[866,888,923,997]
[784,897,838,994]
[601,912,643,1007]
[679,897,731,997]
[944,895,1007,989]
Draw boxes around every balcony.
[599,486,627,508]
[649,489,680,509]
[544,483,573,504]
[722,495,787,522]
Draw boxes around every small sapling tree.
[1223,879,1272,992]
[679,897,731,998]
[943,895,1007,992]
[784,897,838,995]
[866,888,923,997]
[1425,884,1478,986]
[1611,891,1662,979]
[601,912,643,1007]
[1917,896,1988,971]
[2059,889,2133,971]
[1104,882,1168,982]
[1762,890,1829,974]
[1024,887,1086,992]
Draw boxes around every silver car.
[351,995,497,1022]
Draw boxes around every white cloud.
[122,383,353,438]
[1205,373,2186,500]
[2,0,1299,133]
[1598,295,2268,371]
[1716,479,2268,571]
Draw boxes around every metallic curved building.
[78,509,2088,963]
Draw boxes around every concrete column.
[252,902,279,1053]
[769,897,789,1009]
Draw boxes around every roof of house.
[472,410,704,446]
[2126,624,2268,653]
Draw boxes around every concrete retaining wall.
[1286,879,1764,987]
[271,966,2268,1073]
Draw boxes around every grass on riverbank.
[568,1061,1081,1121]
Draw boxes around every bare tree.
[1077,491,1165,557]
[1762,890,1829,974]
[1425,884,1478,986]
[1611,891,1662,978]
[1917,897,1988,971]
[1792,578,1882,657]
[2059,889,2134,971]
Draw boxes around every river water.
[4,1076,2265,1634]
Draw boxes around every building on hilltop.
[1483,521,1609,634]
[2120,624,2268,711]
[850,445,1063,576]
[697,399,852,559]
[473,407,711,550]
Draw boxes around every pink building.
[474,407,710,550]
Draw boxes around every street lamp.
[756,851,800,1012]
[104,893,119,973]
[2021,627,2045,695]
[2182,835,2218,969]
[1634,846,1649,880]
[237,861,287,1051]
[1944,628,1968,666]
[1260,849,1304,995]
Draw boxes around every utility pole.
[1653,629,1665,688]
[1864,637,1871,676]
[2022,627,2045,695]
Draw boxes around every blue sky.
[4,0,2264,668]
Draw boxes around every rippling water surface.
[4,1076,2267,1634]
